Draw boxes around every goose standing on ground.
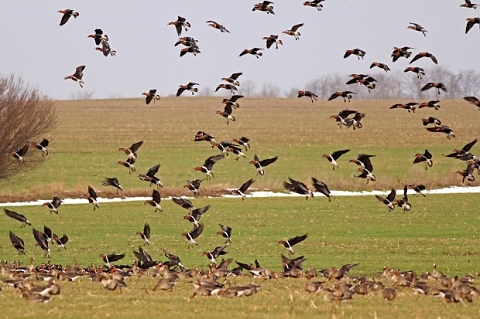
[383,288,397,301]
[64,66,85,88]
[144,190,162,212]
[193,154,224,180]
[58,9,79,26]
[278,234,308,254]
[232,178,255,200]
[413,149,433,169]
[249,154,278,176]
[322,149,350,170]
[142,89,160,104]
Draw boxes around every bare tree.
[70,90,94,100]
[197,86,213,96]
[302,68,480,100]
[259,82,281,98]
[283,86,301,98]
[238,79,257,97]
[455,69,480,97]
[0,74,56,179]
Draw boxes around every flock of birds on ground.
[2,1,480,305]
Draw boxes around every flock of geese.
[2,1,480,306]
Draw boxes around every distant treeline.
[198,66,480,100]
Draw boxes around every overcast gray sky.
[1,1,478,100]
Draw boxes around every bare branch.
[0,74,56,179]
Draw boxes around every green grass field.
[1,98,479,318]
[0,97,478,200]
